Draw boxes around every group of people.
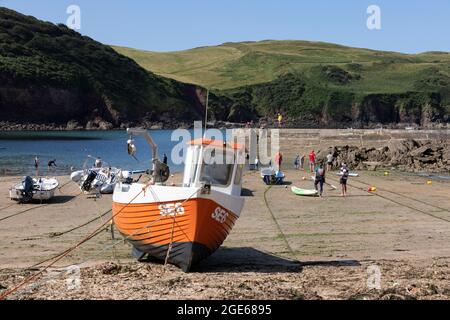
[293,150,350,198]
[34,156,57,173]
[313,161,349,198]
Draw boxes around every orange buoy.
[427,180,432,185]
[368,186,377,192]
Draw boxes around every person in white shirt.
[340,163,349,197]
[326,151,334,172]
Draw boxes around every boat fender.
[70,170,84,183]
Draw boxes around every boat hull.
[9,178,59,202]
[112,196,240,271]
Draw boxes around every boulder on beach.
[319,139,450,172]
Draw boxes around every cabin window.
[200,163,233,186]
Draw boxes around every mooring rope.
[1,184,201,300]
[0,186,145,300]
[263,186,295,257]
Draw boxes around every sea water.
[0,130,189,176]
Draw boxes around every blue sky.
[1,0,449,53]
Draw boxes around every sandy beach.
[1,129,450,300]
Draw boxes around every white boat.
[9,176,59,202]
[261,167,285,185]
[112,128,245,272]
[71,166,121,195]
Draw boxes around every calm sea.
[0,130,192,176]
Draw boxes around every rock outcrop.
[317,139,450,172]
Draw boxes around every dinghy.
[9,176,59,203]
[112,128,245,272]
[261,167,285,185]
[71,156,123,195]
[291,186,318,197]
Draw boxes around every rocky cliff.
[0,7,206,130]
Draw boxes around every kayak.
[336,172,359,177]
[291,186,318,196]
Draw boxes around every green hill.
[0,7,206,129]
[114,41,450,127]
[113,41,450,92]
[0,6,448,129]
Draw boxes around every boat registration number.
[159,203,185,216]
[212,207,228,223]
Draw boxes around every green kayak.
[291,186,318,196]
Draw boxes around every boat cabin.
[182,139,244,197]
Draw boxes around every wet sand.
[1,130,450,300]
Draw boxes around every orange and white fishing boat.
[112,128,245,272]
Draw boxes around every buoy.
[384,171,389,176]
[427,180,432,185]
[302,176,306,180]
[368,186,377,192]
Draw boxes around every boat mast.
[204,89,209,134]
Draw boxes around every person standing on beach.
[300,154,305,170]
[163,153,168,165]
[294,155,300,169]
[275,151,283,170]
[314,163,326,198]
[277,113,283,127]
[34,156,39,175]
[340,163,349,197]
[309,150,316,173]
[326,151,334,172]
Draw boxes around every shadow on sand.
[192,247,302,273]
[241,188,254,197]
[191,247,361,273]
[138,247,361,273]
[38,195,76,204]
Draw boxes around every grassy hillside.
[114,41,450,127]
[0,7,205,127]
[113,40,450,93]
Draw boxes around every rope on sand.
[263,186,295,257]
[48,210,112,239]
[327,176,450,224]
[0,187,145,300]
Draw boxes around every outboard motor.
[21,176,34,203]
[81,170,97,192]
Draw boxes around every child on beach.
[340,163,349,197]
[294,155,300,169]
